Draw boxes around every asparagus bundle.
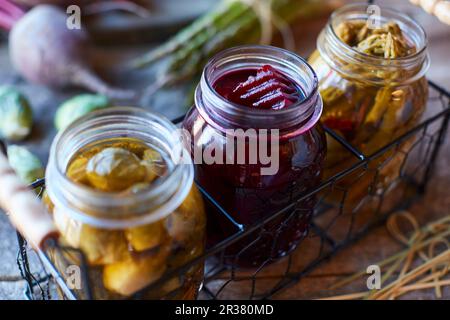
[131,0,326,91]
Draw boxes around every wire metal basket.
[11,78,449,300]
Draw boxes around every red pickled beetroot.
[253,88,298,109]
[214,65,303,110]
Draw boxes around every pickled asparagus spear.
[364,88,393,126]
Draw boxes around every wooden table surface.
[0,0,448,300]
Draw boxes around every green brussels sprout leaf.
[0,86,33,141]
[7,145,44,184]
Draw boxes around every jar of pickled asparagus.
[308,4,429,202]
[182,45,326,267]
[44,107,206,300]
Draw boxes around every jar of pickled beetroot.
[44,107,206,299]
[182,45,326,268]
[308,4,429,202]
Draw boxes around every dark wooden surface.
[0,0,449,299]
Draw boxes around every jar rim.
[46,107,194,229]
[196,45,322,132]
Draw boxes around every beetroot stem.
[84,1,151,18]
[73,68,136,100]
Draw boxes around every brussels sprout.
[103,247,169,296]
[66,156,89,184]
[86,147,147,192]
[53,207,129,266]
[141,148,166,181]
[126,220,167,252]
[167,186,206,245]
[55,94,110,131]
[0,86,33,141]
[7,145,44,183]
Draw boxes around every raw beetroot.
[4,3,135,99]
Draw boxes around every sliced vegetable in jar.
[311,19,424,151]
[309,5,429,208]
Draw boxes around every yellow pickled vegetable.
[141,148,167,181]
[167,186,206,245]
[53,207,128,265]
[67,157,89,184]
[103,247,169,296]
[86,147,147,192]
[126,220,167,252]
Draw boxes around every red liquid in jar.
[183,65,326,268]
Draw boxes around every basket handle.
[410,0,450,25]
[0,142,58,250]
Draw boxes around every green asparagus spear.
[135,0,326,91]
[167,9,258,76]
[130,1,246,68]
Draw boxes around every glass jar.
[44,107,206,300]
[309,4,429,202]
[182,45,326,268]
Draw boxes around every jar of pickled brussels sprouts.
[308,4,429,201]
[44,107,206,300]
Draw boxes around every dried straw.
[319,212,450,300]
